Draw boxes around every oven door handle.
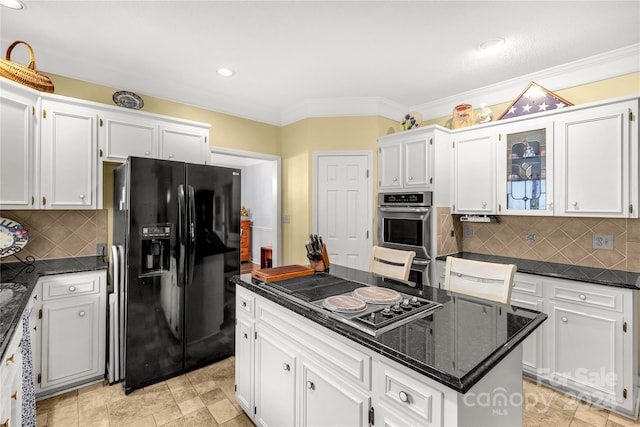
[378,206,431,213]
[412,258,430,265]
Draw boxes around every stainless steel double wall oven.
[377,191,432,288]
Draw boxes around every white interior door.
[315,152,372,271]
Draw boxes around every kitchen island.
[233,264,547,426]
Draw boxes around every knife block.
[309,244,330,272]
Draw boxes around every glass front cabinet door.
[497,119,554,216]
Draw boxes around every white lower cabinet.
[35,271,107,397]
[510,272,637,417]
[0,317,24,427]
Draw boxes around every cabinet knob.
[242,332,248,339]
[283,363,290,371]
[307,381,315,390]
[579,294,586,301]
[398,391,409,403]
[571,201,578,207]
[5,354,15,364]
[168,154,174,159]
[482,202,487,208]
[79,194,85,200]
[69,286,76,292]
[393,177,398,182]
[561,316,568,323]
[408,176,413,181]
[241,301,247,307]
[11,391,17,400]
[145,151,150,156]
[79,311,86,317]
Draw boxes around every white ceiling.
[1,1,639,126]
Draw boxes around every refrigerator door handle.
[186,185,196,287]
[177,184,186,288]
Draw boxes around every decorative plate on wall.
[0,217,29,257]
[112,90,144,110]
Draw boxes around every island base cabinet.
[300,360,370,427]
[255,326,297,427]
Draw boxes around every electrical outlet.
[592,234,614,250]
[526,233,536,242]
[96,243,107,256]
[463,225,473,238]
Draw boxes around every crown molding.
[411,43,640,123]
[278,43,639,126]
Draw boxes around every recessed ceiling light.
[216,68,235,77]
[0,0,25,9]
[478,38,505,52]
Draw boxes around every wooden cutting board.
[251,264,315,282]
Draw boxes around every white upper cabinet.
[159,122,208,164]
[497,119,554,216]
[452,128,496,214]
[99,111,158,162]
[378,127,436,192]
[40,98,98,209]
[554,99,638,218]
[0,80,38,209]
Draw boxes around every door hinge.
[453,204,455,212]
[99,148,103,158]
[429,137,433,145]
[629,111,634,121]
[254,407,257,415]
[378,147,381,153]
[498,133,502,141]
[452,141,455,148]
[42,196,46,206]
[623,321,627,333]
[32,106,35,115]
[31,196,35,206]
[368,406,374,425]
[629,204,633,214]
[429,177,433,184]
[38,308,42,319]
[99,118,103,127]
[623,388,627,399]
[37,374,41,384]
[498,204,502,212]
[42,109,46,119]
[366,169,369,178]
[254,331,257,340]
[366,230,369,239]
[234,384,237,392]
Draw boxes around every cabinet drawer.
[41,271,102,301]
[550,282,623,312]
[376,360,443,425]
[512,273,542,297]
[236,287,254,317]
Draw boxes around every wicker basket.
[0,41,54,93]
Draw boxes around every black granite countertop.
[232,264,547,394]
[0,256,108,359]
[435,252,640,290]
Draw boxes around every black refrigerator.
[110,157,241,394]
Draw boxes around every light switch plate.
[592,234,614,250]
[282,214,291,224]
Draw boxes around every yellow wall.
[41,72,640,265]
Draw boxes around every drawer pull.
[241,301,247,308]
[69,286,76,292]
[399,391,409,403]
[5,354,14,364]
[79,311,86,317]
[307,381,315,390]
[242,332,248,339]
[11,391,17,400]
[283,363,290,371]
[561,316,568,323]
[579,294,586,301]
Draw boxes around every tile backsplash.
[436,208,640,273]
[0,210,107,262]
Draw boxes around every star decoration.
[522,104,532,113]
[538,102,548,111]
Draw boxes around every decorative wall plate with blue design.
[0,217,29,257]
[113,90,144,110]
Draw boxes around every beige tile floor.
[36,357,640,427]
